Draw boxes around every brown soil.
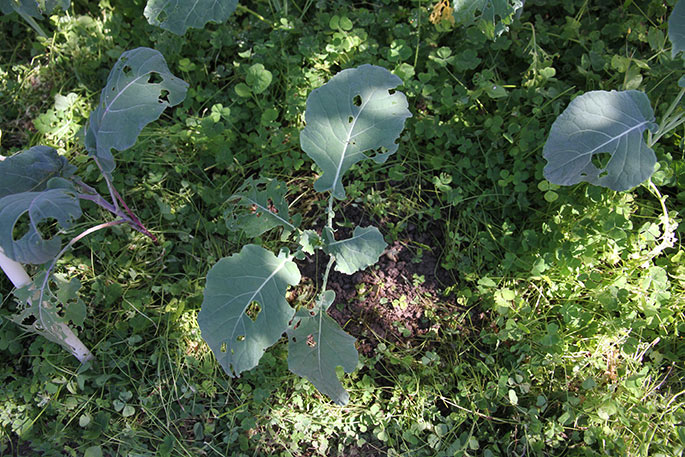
[295,204,459,355]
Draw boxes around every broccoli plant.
[542,0,685,262]
[0,47,187,362]
[2,0,239,37]
[198,64,412,405]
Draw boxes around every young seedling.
[199,64,412,405]
[0,47,187,362]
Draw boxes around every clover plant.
[198,64,412,405]
[0,47,187,362]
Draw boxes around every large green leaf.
[85,47,188,175]
[543,90,657,191]
[0,146,75,198]
[0,179,82,264]
[226,177,301,238]
[0,0,68,17]
[300,64,412,200]
[199,245,300,377]
[144,0,238,35]
[0,0,40,17]
[452,0,523,39]
[323,226,386,275]
[287,290,358,405]
[670,0,685,58]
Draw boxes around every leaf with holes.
[452,0,524,39]
[0,0,68,18]
[323,226,386,275]
[85,47,188,176]
[144,0,238,35]
[543,90,657,191]
[198,244,300,377]
[0,146,76,199]
[226,177,301,238]
[300,64,412,200]
[670,0,685,58]
[287,290,358,405]
[12,271,88,356]
[0,179,81,264]
[0,0,41,17]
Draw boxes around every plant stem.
[319,192,337,296]
[642,179,677,265]
[17,11,47,38]
[648,87,685,146]
[237,5,269,24]
[75,177,157,242]
[0,248,94,363]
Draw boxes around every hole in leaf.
[158,89,170,104]
[12,212,31,241]
[21,315,37,326]
[148,72,163,84]
[236,335,245,342]
[353,95,362,107]
[580,173,588,177]
[292,320,301,330]
[309,310,315,316]
[266,199,278,214]
[388,89,396,95]
[591,152,611,170]
[292,337,297,343]
[36,218,59,240]
[599,171,608,178]
[246,301,261,322]
[348,116,354,123]
[306,334,316,347]
[220,342,227,353]
[156,10,168,22]
[122,65,132,76]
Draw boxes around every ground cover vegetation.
[0,0,683,455]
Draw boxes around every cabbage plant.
[0,47,187,362]
[542,0,685,261]
[2,0,239,37]
[198,65,412,405]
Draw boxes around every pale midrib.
[331,91,375,193]
[550,120,650,172]
[98,54,158,140]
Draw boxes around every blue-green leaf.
[85,47,188,175]
[323,226,386,275]
[0,180,81,264]
[199,245,300,377]
[144,0,238,35]
[287,290,358,405]
[300,64,412,200]
[0,146,75,198]
[543,90,657,191]
[0,0,68,17]
[452,0,524,39]
[669,0,685,58]
[226,177,300,238]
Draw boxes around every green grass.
[1,0,685,456]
